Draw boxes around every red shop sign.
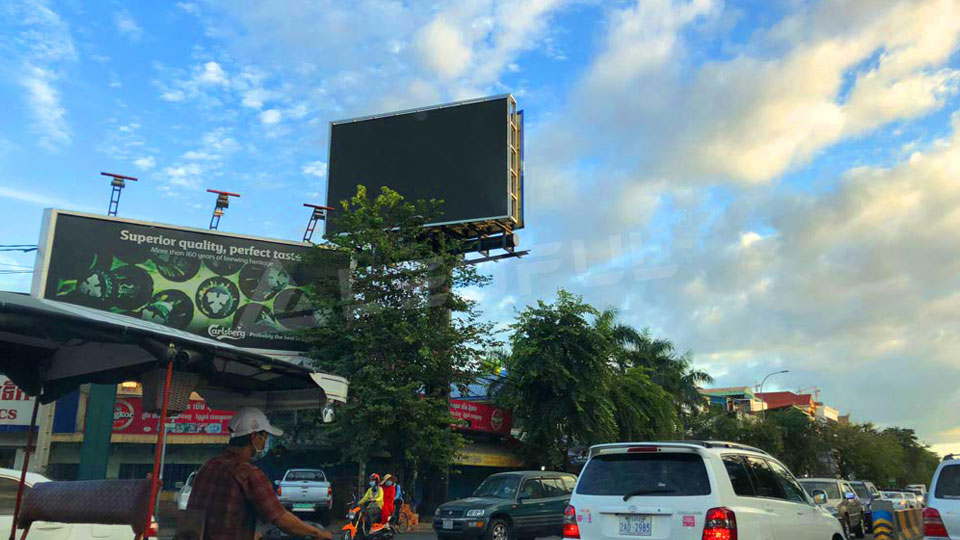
[113,397,234,435]
[450,399,512,434]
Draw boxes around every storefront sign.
[113,396,233,435]
[450,399,512,434]
[0,377,35,425]
[455,445,523,467]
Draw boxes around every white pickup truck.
[275,469,333,523]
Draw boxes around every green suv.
[434,471,577,540]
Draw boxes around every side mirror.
[813,490,827,505]
[518,494,529,503]
[845,492,856,500]
[175,482,184,489]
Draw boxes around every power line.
[0,245,38,253]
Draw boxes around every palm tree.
[594,310,713,424]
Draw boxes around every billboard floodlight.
[101,172,138,216]
[302,203,334,243]
[206,189,240,230]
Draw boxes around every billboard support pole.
[78,384,118,480]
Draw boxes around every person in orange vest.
[380,474,397,526]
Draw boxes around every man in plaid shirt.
[188,407,331,540]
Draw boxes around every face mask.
[370,481,376,487]
[252,433,274,462]
[385,481,393,487]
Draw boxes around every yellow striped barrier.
[871,500,922,540]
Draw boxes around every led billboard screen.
[327,94,523,235]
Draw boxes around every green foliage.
[691,407,938,486]
[491,290,678,470]
[302,186,498,475]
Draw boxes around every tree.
[491,290,618,470]
[765,408,830,476]
[302,186,498,487]
[594,309,677,440]
[491,291,676,469]
[885,428,940,487]
[601,321,713,427]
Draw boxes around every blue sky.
[3,0,960,451]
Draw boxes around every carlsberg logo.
[208,325,245,341]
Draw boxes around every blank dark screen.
[327,97,509,234]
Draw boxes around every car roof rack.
[689,440,772,455]
[592,440,771,455]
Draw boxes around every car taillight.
[328,486,333,497]
[146,520,158,538]
[703,507,737,540]
[924,507,949,537]
[563,505,580,539]
[277,486,282,497]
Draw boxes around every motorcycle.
[342,496,394,540]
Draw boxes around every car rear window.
[936,466,960,499]
[286,471,325,482]
[800,480,840,499]
[576,452,710,497]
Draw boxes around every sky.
[2,0,960,453]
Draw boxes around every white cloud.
[301,161,327,178]
[160,89,186,102]
[0,185,93,210]
[115,10,143,41]
[260,109,282,124]
[182,151,218,160]
[20,66,70,150]
[198,61,228,85]
[241,88,274,109]
[176,2,200,16]
[564,0,960,186]
[133,156,156,170]
[6,0,77,151]
[164,163,204,190]
[415,17,473,79]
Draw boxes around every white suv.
[565,441,843,540]
[922,457,960,539]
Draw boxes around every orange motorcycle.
[341,496,394,540]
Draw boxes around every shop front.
[449,398,524,500]
[0,376,37,470]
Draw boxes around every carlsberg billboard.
[34,210,345,357]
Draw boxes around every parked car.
[799,477,867,538]
[923,456,960,538]
[275,468,333,524]
[0,467,138,539]
[177,471,196,510]
[566,441,843,540]
[881,490,911,511]
[849,480,882,533]
[434,470,577,540]
[903,491,922,509]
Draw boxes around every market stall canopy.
[0,291,347,410]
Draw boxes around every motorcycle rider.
[380,474,397,525]
[358,473,384,526]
